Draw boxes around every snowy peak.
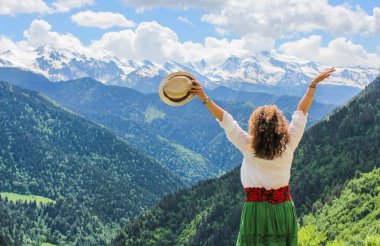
[0,45,378,93]
[220,56,242,72]
[34,45,86,62]
[0,58,12,66]
[204,53,379,88]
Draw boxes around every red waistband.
[244,185,292,204]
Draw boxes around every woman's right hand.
[189,80,207,101]
[310,67,336,86]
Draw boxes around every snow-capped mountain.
[0,58,11,66]
[201,51,379,89]
[0,45,379,95]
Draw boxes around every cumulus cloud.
[202,0,380,38]
[23,19,84,52]
[4,19,379,68]
[279,35,380,67]
[52,0,94,13]
[122,0,225,12]
[0,36,40,67]
[0,0,94,15]
[122,0,380,38]
[369,7,380,36]
[0,36,20,53]
[90,21,190,63]
[0,0,50,15]
[71,11,135,29]
[89,21,274,64]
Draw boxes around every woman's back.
[217,110,307,189]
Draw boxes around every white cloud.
[0,36,39,67]
[89,21,274,64]
[0,0,95,15]
[122,0,225,12]
[369,7,380,36]
[90,21,188,63]
[177,16,194,27]
[279,35,380,67]
[122,0,380,38]
[0,36,19,53]
[202,0,380,38]
[23,19,84,52]
[71,11,135,29]
[4,19,379,68]
[0,0,50,15]
[52,0,94,13]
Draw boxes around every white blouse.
[216,110,307,189]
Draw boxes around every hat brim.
[159,71,196,106]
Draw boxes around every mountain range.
[1,45,378,105]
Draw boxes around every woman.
[189,68,336,246]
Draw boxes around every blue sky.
[0,0,379,67]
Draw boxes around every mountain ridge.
[1,45,378,96]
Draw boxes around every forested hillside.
[0,68,224,184]
[292,76,380,215]
[112,167,244,246]
[46,77,223,184]
[299,167,380,245]
[112,76,380,245]
[0,81,183,245]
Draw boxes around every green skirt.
[236,200,298,246]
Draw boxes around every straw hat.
[159,71,196,106]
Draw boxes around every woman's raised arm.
[190,80,224,121]
[297,68,336,115]
[190,80,249,153]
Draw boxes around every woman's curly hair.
[248,105,290,160]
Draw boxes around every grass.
[0,192,55,207]
[41,243,57,246]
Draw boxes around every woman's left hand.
[310,67,336,86]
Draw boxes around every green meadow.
[0,192,55,207]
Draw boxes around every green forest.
[299,168,380,245]
[0,68,379,245]
[0,81,183,245]
[292,76,380,215]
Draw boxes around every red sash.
[244,185,292,204]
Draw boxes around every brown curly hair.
[248,105,290,160]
